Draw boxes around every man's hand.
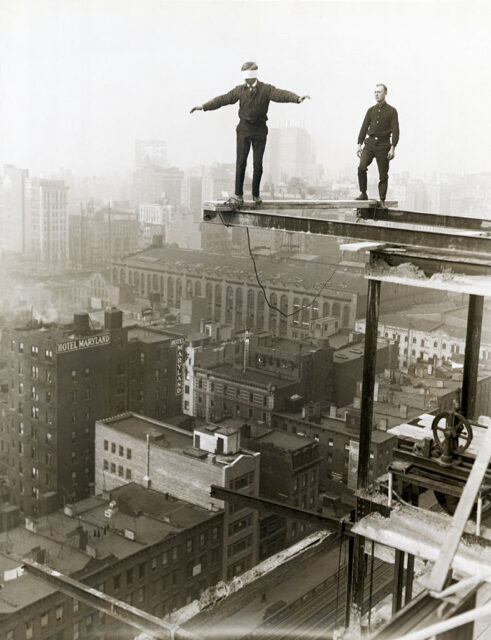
[387,146,395,160]
[298,96,311,103]
[357,144,363,159]
[190,106,203,114]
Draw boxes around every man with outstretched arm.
[355,84,399,208]
[191,61,310,205]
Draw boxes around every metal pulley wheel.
[431,410,473,455]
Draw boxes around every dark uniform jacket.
[203,81,300,126]
[358,102,399,146]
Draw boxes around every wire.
[245,227,337,318]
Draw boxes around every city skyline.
[1,1,490,178]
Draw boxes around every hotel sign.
[57,334,111,354]
[171,337,185,396]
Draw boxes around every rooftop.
[333,339,388,363]
[127,326,182,344]
[98,413,192,449]
[0,483,217,612]
[116,245,368,295]
[256,429,316,452]
[203,363,298,389]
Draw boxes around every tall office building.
[135,139,168,168]
[132,165,184,209]
[0,164,29,254]
[1,310,128,516]
[24,178,68,264]
[264,125,318,185]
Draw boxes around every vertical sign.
[171,338,185,396]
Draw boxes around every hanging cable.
[245,227,337,318]
[217,211,338,319]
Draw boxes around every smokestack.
[73,312,90,335]
[104,307,123,330]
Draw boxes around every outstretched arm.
[269,85,309,103]
[190,87,240,114]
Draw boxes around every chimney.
[73,312,90,335]
[104,307,123,330]
[329,405,337,418]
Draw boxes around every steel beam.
[210,485,350,533]
[21,557,199,640]
[461,295,484,420]
[202,208,491,256]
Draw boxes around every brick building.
[95,413,260,581]
[244,429,321,559]
[271,408,396,490]
[192,363,299,425]
[112,246,441,337]
[0,312,184,518]
[0,483,223,639]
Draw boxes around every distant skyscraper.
[135,139,168,168]
[0,164,29,254]
[24,178,68,264]
[132,165,184,209]
[264,125,318,184]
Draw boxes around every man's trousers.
[235,122,268,198]
[358,139,391,201]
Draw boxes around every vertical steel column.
[350,278,381,627]
[345,536,354,628]
[461,295,484,420]
[392,549,405,614]
[405,553,415,605]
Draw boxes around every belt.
[368,135,390,142]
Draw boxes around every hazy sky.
[1,0,490,179]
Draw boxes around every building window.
[113,574,121,591]
[73,622,80,640]
[172,546,179,561]
[127,448,132,459]
[41,612,48,628]
[104,439,108,451]
[139,562,146,579]
[26,621,33,639]
[126,568,133,585]
[118,465,123,477]
[126,468,132,480]
[119,445,124,457]
[111,442,116,453]
[162,551,168,566]
[103,459,108,471]
[186,538,194,554]
[56,605,63,622]
[328,439,334,447]
[110,463,116,473]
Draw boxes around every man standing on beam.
[191,61,310,206]
[355,84,399,208]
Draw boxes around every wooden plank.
[204,198,397,211]
[428,426,491,592]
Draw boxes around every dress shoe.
[355,193,368,200]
